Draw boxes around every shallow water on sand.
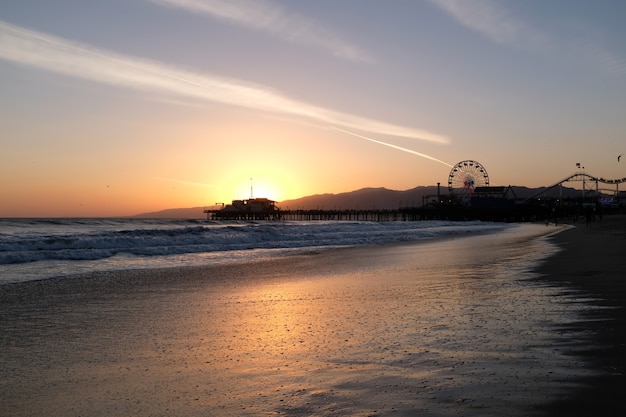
[0,224,595,416]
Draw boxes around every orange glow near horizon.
[219,174,297,204]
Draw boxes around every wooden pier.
[279,209,420,222]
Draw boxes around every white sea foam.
[0,218,512,284]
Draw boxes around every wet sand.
[0,221,624,416]
[533,214,626,416]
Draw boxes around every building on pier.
[205,198,280,220]
[470,186,517,209]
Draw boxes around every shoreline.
[532,214,626,416]
[1,220,624,416]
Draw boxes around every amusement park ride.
[447,160,490,202]
[447,159,626,205]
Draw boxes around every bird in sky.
[619,154,623,162]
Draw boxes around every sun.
[231,177,284,202]
[250,182,280,201]
[215,163,301,204]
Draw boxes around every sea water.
[0,218,511,284]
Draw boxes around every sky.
[2,0,626,217]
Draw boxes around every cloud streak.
[0,21,449,144]
[428,0,537,47]
[146,0,372,63]
[429,0,626,75]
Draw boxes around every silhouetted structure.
[205,198,280,220]
[471,186,517,209]
[205,171,625,222]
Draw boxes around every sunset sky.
[2,0,626,217]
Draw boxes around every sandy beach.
[533,214,626,416]
[1,219,624,417]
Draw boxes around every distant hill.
[276,186,439,210]
[132,206,208,219]
[276,185,587,211]
[132,184,589,218]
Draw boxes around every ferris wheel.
[448,160,489,201]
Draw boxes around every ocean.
[0,218,512,285]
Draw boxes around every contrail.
[329,126,453,168]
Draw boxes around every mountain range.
[133,184,587,219]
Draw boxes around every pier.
[279,209,411,222]
[205,171,625,223]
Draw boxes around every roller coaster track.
[528,171,626,200]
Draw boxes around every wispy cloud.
[575,40,626,76]
[429,0,626,75]
[427,0,545,48]
[146,0,372,63]
[0,21,449,144]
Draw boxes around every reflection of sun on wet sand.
[0,219,624,416]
